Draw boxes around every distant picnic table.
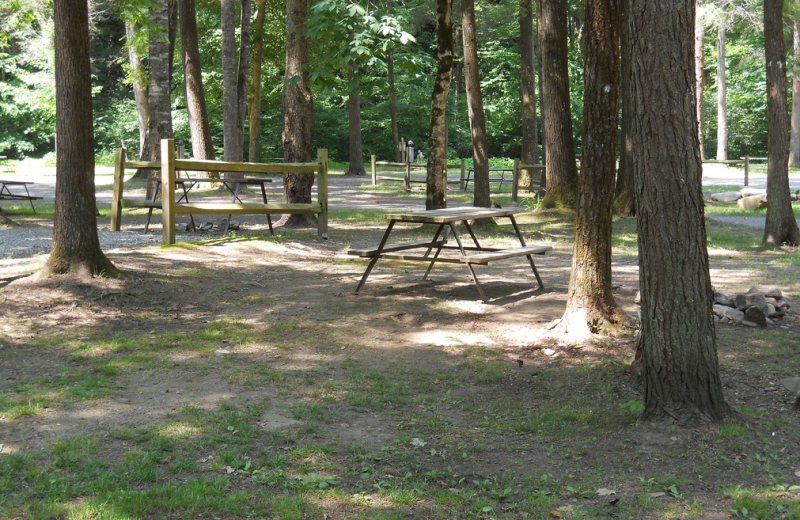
[0,157,43,213]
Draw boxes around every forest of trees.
[1,0,798,166]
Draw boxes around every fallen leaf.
[225,466,235,474]
[649,492,667,498]
[597,488,616,496]
[549,511,562,519]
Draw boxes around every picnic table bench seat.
[460,244,552,265]
[347,239,447,257]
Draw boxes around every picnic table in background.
[0,156,43,213]
[348,207,552,303]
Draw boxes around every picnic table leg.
[465,262,488,303]
[259,182,274,234]
[22,185,36,213]
[178,183,197,231]
[144,181,160,233]
[354,219,396,293]
[460,220,482,249]
[421,223,448,281]
[509,215,544,289]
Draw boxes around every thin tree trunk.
[179,0,216,172]
[140,0,173,192]
[222,0,238,162]
[695,0,705,161]
[716,23,727,161]
[462,0,489,208]
[124,19,149,157]
[538,0,578,209]
[628,0,729,423]
[789,20,800,168]
[426,0,454,210]
[561,0,622,338]
[249,0,268,163]
[536,0,546,164]
[236,0,252,163]
[519,0,540,190]
[764,0,800,246]
[46,0,116,277]
[347,60,366,176]
[388,0,401,162]
[615,0,635,215]
[281,0,316,226]
[168,0,177,83]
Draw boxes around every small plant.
[621,399,645,413]
[297,472,338,489]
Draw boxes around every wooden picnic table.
[0,179,43,213]
[348,207,552,303]
[463,167,514,192]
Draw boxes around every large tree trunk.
[519,0,540,190]
[560,0,622,340]
[764,0,800,246]
[124,19,149,157]
[716,22,727,161]
[789,20,800,168]
[536,0,546,164]
[179,0,216,172]
[615,0,635,216]
[426,0,454,210]
[139,0,173,192]
[347,60,366,176]
[463,0,489,208]
[45,0,117,277]
[695,0,705,161]
[628,0,729,423]
[281,0,316,227]
[538,0,578,209]
[249,0,267,163]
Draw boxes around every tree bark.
[46,0,117,277]
[347,61,366,176]
[179,0,216,171]
[764,0,800,246]
[222,0,238,162]
[139,0,173,192]
[281,0,316,226]
[236,0,252,163]
[538,0,578,209]
[388,0,401,163]
[789,20,800,168]
[536,0,546,164]
[426,0,454,210]
[519,0,540,190]
[561,0,622,338]
[463,0,489,208]
[124,19,149,157]
[695,0,705,161]
[627,0,729,424]
[249,0,268,163]
[716,23,727,161]
[615,0,635,215]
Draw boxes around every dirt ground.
[1,181,799,518]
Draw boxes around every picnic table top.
[0,179,34,186]
[383,207,524,224]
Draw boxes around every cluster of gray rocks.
[712,286,789,328]
[708,188,800,210]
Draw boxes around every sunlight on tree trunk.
[249,0,268,163]
[716,21,727,161]
[519,0,540,190]
[462,0,489,209]
[347,60,366,176]
[789,20,800,168]
[695,0,705,161]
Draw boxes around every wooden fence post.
[161,139,176,245]
[371,155,376,186]
[111,147,125,231]
[460,159,466,191]
[404,152,411,192]
[318,148,329,238]
[512,158,520,202]
[744,155,749,187]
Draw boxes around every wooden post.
[111,147,125,231]
[404,151,411,192]
[460,159,466,191]
[318,148,329,238]
[371,155,376,185]
[744,155,749,187]
[512,158,520,202]
[161,139,176,245]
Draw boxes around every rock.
[213,349,231,357]
[258,413,303,432]
[713,304,744,323]
[199,222,214,231]
[741,319,758,328]
[765,303,777,318]
[176,223,189,232]
[711,191,743,202]
[744,306,768,328]
[740,188,767,197]
[737,195,767,210]
[761,286,783,299]
[634,291,641,304]
[780,377,800,394]
[735,293,766,311]
[713,291,733,306]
